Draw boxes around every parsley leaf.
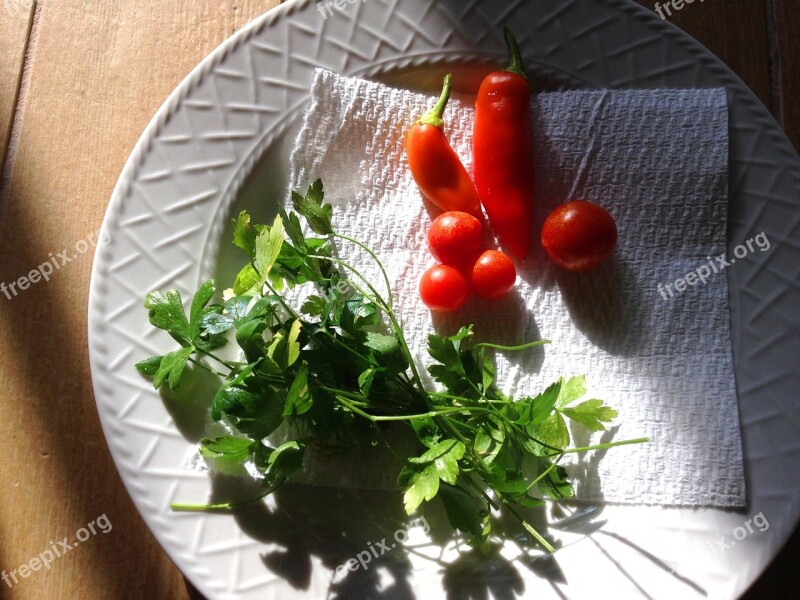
[255,215,285,285]
[474,418,504,464]
[152,346,193,391]
[399,463,439,514]
[233,264,260,296]
[280,208,306,250]
[537,463,574,500]
[536,412,571,449]
[427,326,474,396]
[292,179,333,235]
[283,362,313,416]
[561,399,618,431]
[232,210,257,257]
[439,484,487,539]
[144,289,191,343]
[200,436,255,463]
[257,440,307,487]
[556,375,588,408]
[515,380,561,427]
[134,355,163,377]
[409,439,466,485]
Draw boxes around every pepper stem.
[418,73,453,129]
[503,27,527,80]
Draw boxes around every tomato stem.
[502,27,527,80]
[418,73,453,129]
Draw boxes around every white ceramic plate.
[88,1,800,598]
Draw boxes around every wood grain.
[0,1,34,170]
[771,0,800,149]
[0,2,278,599]
[636,0,773,109]
[0,1,797,599]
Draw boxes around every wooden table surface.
[0,1,797,598]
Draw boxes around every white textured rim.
[88,0,800,598]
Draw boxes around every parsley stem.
[461,475,500,511]
[473,339,550,352]
[335,395,492,422]
[376,430,407,462]
[263,280,300,320]
[188,357,228,379]
[496,495,556,553]
[332,233,394,309]
[430,392,515,408]
[311,325,374,367]
[525,455,563,492]
[450,419,478,434]
[194,347,237,371]
[310,254,383,306]
[432,385,564,455]
[544,437,649,457]
[171,483,280,512]
[318,386,368,405]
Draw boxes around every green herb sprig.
[136,180,647,552]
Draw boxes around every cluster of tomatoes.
[419,212,516,313]
[419,202,618,313]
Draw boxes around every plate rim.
[88,0,800,598]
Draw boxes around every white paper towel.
[287,68,745,507]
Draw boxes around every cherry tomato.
[419,264,470,312]
[541,201,617,272]
[427,211,483,269]
[469,250,516,300]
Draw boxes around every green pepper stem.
[418,73,453,129]
[503,27,527,80]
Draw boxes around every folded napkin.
[286,68,744,507]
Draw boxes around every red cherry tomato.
[427,211,483,269]
[419,264,470,312]
[469,250,516,300]
[541,201,617,272]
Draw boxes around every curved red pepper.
[406,74,483,219]
[473,28,534,259]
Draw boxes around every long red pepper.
[473,28,535,259]
[406,74,483,219]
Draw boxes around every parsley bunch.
[136,180,646,552]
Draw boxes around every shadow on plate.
[167,421,705,600]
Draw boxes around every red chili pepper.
[473,28,534,259]
[405,74,483,219]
